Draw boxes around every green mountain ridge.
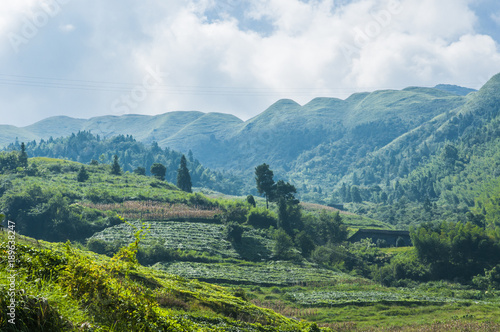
[1,78,496,209]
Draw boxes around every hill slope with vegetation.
[2,154,500,330]
[2,74,500,227]
[0,81,476,197]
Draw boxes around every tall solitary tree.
[19,142,28,168]
[255,163,275,209]
[177,155,192,192]
[77,165,89,182]
[151,163,166,181]
[110,155,121,175]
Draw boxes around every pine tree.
[77,165,90,182]
[19,142,28,168]
[177,155,192,192]
[110,155,121,175]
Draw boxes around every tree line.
[6,131,241,194]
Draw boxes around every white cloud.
[492,12,500,25]
[58,24,75,33]
[1,0,500,126]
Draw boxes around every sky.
[1,0,500,127]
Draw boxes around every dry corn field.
[83,200,222,220]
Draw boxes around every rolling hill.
[2,74,499,212]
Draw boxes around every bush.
[137,241,172,265]
[85,188,117,204]
[373,251,431,286]
[473,265,500,290]
[86,238,121,256]
[246,195,256,207]
[376,239,388,248]
[247,207,277,228]
[224,222,244,243]
[273,229,294,260]
[222,202,248,224]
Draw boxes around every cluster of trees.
[0,142,28,173]
[6,131,241,194]
[79,153,193,193]
[253,163,348,260]
[369,219,500,289]
[411,221,500,280]
[1,184,122,241]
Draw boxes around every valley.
[1,75,500,330]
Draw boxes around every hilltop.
[0,80,481,199]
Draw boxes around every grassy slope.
[0,233,314,331]
[2,158,500,331]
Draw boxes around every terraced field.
[89,220,274,260]
[154,261,354,286]
[287,289,497,307]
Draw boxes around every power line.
[0,73,481,97]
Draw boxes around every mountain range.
[3,76,500,209]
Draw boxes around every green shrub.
[221,202,248,224]
[224,222,244,243]
[247,207,277,228]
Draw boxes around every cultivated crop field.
[89,220,274,260]
[83,200,222,221]
[154,260,355,286]
[287,289,499,307]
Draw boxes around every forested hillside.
[2,74,499,227]
[2,151,500,330]
[5,131,242,194]
[0,81,473,189]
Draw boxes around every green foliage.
[246,194,256,207]
[473,265,500,290]
[255,163,275,208]
[150,163,166,180]
[176,155,192,193]
[302,211,348,245]
[474,177,500,234]
[1,184,106,241]
[295,231,315,257]
[0,151,22,174]
[110,154,121,175]
[10,131,242,194]
[77,165,89,182]
[133,166,146,175]
[272,180,298,203]
[111,221,150,276]
[373,250,431,286]
[19,142,28,168]
[411,221,500,281]
[247,207,277,228]
[273,229,294,260]
[224,222,244,244]
[0,233,315,331]
[221,201,248,224]
[277,198,302,235]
